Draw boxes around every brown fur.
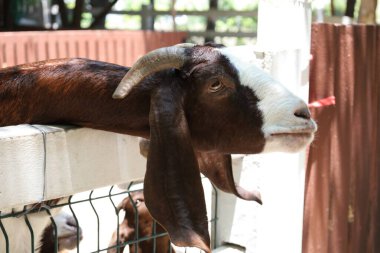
[108,191,173,253]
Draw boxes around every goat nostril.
[294,107,311,120]
[66,217,78,228]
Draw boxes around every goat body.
[0,44,317,252]
[0,58,150,137]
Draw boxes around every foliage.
[105,0,258,45]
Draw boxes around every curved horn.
[113,44,195,99]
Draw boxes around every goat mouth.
[59,233,83,240]
[263,127,316,153]
[268,124,317,138]
[270,132,313,138]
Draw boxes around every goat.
[0,198,67,253]
[0,43,317,252]
[39,211,83,253]
[108,190,173,253]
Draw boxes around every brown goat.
[0,43,316,252]
[108,190,173,253]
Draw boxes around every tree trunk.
[358,0,377,24]
[73,0,85,28]
[345,0,357,18]
[205,0,218,43]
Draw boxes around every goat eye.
[209,80,224,92]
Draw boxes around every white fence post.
[215,1,312,253]
[255,1,312,253]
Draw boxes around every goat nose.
[66,216,78,228]
[294,105,311,120]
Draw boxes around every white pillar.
[254,1,312,253]
[214,1,312,253]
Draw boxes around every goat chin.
[262,132,316,153]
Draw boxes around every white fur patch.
[0,200,66,253]
[1,210,52,252]
[218,47,317,152]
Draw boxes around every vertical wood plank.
[303,24,335,253]
[3,36,16,67]
[97,35,107,62]
[47,34,58,60]
[86,33,97,60]
[114,36,124,66]
[304,23,380,253]
[0,41,4,68]
[56,35,67,59]
[67,36,77,58]
[36,36,47,61]
[124,34,134,66]
[15,36,26,65]
[76,34,87,58]
[25,36,37,63]
[373,25,380,253]
[107,32,117,64]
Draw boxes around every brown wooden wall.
[0,30,186,68]
[303,23,380,253]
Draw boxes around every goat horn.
[113,43,195,99]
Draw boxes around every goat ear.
[197,152,262,204]
[144,85,211,253]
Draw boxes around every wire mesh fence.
[0,178,217,253]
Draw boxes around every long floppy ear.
[144,84,210,253]
[197,152,262,204]
[139,139,262,204]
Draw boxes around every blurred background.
[1,0,379,46]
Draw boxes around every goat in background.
[0,201,82,253]
[108,190,173,253]
[39,211,83,253]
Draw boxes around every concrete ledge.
[0,124,146,210]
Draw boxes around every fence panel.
[0,30,186,68]
[303,23,380,253]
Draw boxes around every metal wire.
[211,183,218,248]
[69,195,80,253]
[0,181,218,253]
[89,190,100,252]
[109,185,121,253]
[28,124,48,201]
[43,207,58,253]
[0,211,9,253]
[127,181,140,253]
[152,220,157,253]
[24,209,35,253]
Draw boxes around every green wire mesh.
[0,179,218,253]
